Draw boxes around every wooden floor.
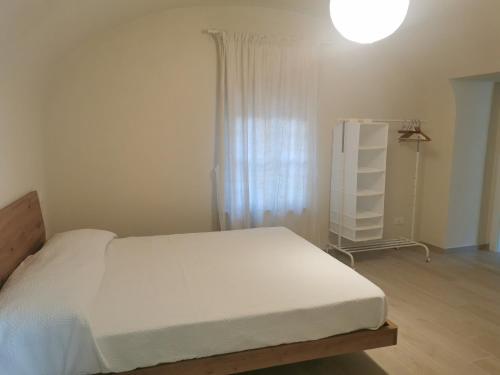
[245,247,500,375]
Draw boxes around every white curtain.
[213,31,319,243]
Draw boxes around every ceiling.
[0,0,497,77]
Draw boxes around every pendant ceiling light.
[330,0,410,44]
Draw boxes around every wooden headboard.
[0,191,46,287]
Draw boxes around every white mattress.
[90,227,387,373]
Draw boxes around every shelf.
[329,225,383,242]
[356,225,383,231]
[331,223,382,231]
[330,211,384,228]
[357,167,385,174]
[359,123,388,149]
[357,190,384,197]
[353,235,384,242]
[359,146,386,151]
[356,211,383,219]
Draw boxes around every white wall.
[38,1,500,249]
[46,5,424,245]
[46,6,332,239]
[0,44,47,216]
[446,80,494,248]
[413,2,500,248]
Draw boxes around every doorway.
[483,83,500,251]
[448,77,500,252]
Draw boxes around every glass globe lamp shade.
[330,0,410,44]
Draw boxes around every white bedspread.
[90,227,386,373]
[0,227,386,375]
[0,229,116,375]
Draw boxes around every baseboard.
[423,243,446,253]
[440,244,490,252]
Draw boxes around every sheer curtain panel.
[213,31,319,242]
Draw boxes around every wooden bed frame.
[0,191,397,375]
[0,191,45,287]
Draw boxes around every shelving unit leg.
[328,238,431,268]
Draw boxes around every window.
[227,117,309,226]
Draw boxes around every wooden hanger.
[398,120,431,142]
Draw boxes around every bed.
[0,192,397,375]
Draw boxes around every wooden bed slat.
[0,191,45,287]
[118,321,398,375]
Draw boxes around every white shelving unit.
[328,118,431,268]
[330,119,388,242]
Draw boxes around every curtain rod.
[204,31,424,125]
[203,29,336,45]
[338,119,427,125]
